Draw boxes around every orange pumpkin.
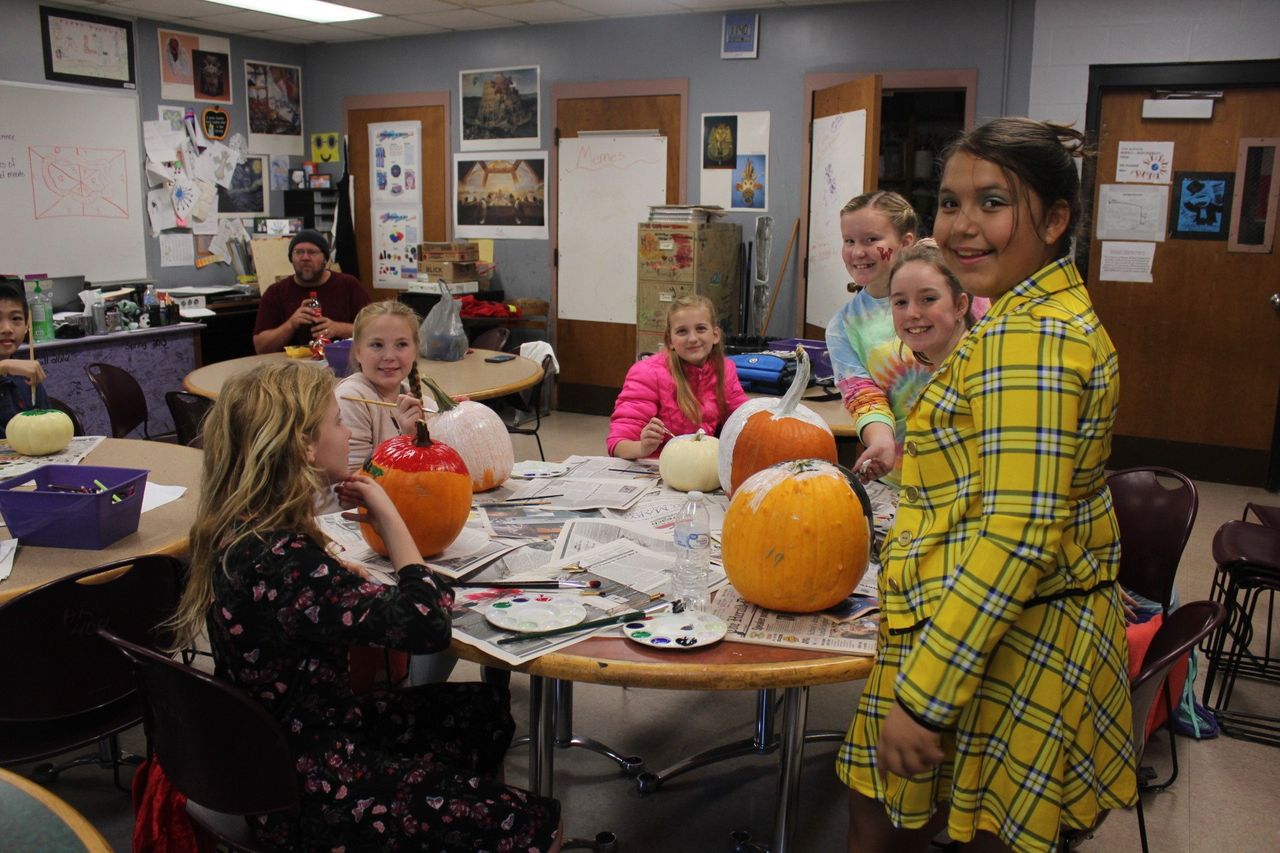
[360,420,472,557]
[718,347,837,495]
[721,459,871,613]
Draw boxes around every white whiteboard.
[0,80,148,283]
[805,109,867,329]
[558,135,667,324]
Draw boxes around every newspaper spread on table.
[0,435,106,482]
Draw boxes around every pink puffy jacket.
[606,353,750,457]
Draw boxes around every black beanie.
[289,229,330,259]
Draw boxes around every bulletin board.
[0,80,148,283]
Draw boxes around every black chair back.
[165,391,212,448]
[46,396,85,436]
[97,628,300,819]
[471,325,511,353]
[85,362,149,439]
[1130,601,1225,756]
[1107,467,1198,611]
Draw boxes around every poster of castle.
[459,66,540,152]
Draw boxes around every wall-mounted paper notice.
[1116,141,1174,184]
[159,232,195,267]
[1099,241,1155,283]
[1096,184,1169,242]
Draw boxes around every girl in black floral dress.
[170,360,561,852]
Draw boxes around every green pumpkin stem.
[420,375,457,413]
[414,419,434,447]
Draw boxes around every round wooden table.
[183,350,543,402]
[453,636,872,853]
[0,766,112,851]
[0,439,202,604]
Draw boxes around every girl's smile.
[354,315,417,397]
[840,207,914,297]
[667,306,720,366]
[890,261,970,367]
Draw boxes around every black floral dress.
[207,530,560,852]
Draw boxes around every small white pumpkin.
[659,429,721,492]
[6,409,74,456]
[419,375,513,492]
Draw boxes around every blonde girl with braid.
[608,294,749,459]
[335,300,428,473]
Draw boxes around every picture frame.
[217,155,268,218]
[454,152,548,240]
[1169,171,1235,240]
[460,66,540,151]
[158,28,231,104]
[289,169,307,189]
[721,13,759,60]
[40,6,136,89]
[245,60,304,156]
[309,173,332,190]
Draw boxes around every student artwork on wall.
[1169,171,1234,240]
[311,132,341,165]
[700,111,770,212]
[245,60,303,157]
[217,155,266,217]
[40,6,135,89]
[454,153,548,240]
[158,29,231,104]
[460,66,540,151]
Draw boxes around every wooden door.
[1089,87,1280,485]
[345,100,448,302]
[799,75,881,339]
[552,83,685,415]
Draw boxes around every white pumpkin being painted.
[419,376,513,491]
[5,409,74,456]
[659,429,720,492]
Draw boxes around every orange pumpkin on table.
[359,420,472,557]
[722,458,872,613]
[718,347,837,496]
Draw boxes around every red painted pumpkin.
[718,347,837,495]
[721,459,871,613]
[360,420,472,557]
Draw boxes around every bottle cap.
[688,490,703,499]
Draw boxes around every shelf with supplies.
[284,189,339,231]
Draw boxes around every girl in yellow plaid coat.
[838,118,1137,852]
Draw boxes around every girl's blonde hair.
[840,190,919,240]
[170,361,336,650]
[350,300,425,397]
[663,295,729,428]
[888,242,975,366]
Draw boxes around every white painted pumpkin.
[659,429,721,492]
[717,348,837,495]
[420,376,513,491]
[6,409,74,456]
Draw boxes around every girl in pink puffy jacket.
[608,295,749,459]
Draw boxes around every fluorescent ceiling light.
[203,0,380,23]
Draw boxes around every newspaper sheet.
[503,476,652,511]
[605,489,729,532]
[707,586,877,656]
[0,435,107,482]
[315,512,519,582]
[478,505,603,539]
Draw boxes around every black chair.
[47,395,85,436]
[85,362,171,440]
[1062,601,1226,853]
[491,354,554,461]
[165,390,212,448]
[1106,466,1197,788]
[471,325,511,353]
[0,555,183,788]
[97,629,299,852]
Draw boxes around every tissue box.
[0,465,148,549]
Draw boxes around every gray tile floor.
[14,412,1280,852]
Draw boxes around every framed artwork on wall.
[1169,171,1234,240]
[218,155,267,217]
[40,6,136,89]
[460,66,540,151]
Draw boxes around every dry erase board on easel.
[0,80,148,283]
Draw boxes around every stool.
[1244,502,1280,528]
[1202,520,1280,746]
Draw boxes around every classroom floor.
[15,411,1280,852]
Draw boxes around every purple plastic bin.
[324,339,353,376]
[767,338,832,381]
[0,465,148,549]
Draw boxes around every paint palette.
[623,612,727,651]
[510,461,568,479]
[484,596,586,633]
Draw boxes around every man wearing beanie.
[252,229,372,353]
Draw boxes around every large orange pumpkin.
[721,459,871,613]
[360,420,472,557]
[718,347,837,495]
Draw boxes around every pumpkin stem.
[414,419,434,447]
[419,375,457,413]
[776,346,810,416]
[694,429,706,441]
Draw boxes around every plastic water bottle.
[31,282,55,343]
[672,490,711,612]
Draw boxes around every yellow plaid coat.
[837,260,1138,852]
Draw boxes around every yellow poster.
[310,131,341,164]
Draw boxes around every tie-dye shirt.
[825,288,933,487]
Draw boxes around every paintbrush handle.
[495,610,647,645]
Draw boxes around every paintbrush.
[452,580,601,590]
[496,609,650,645]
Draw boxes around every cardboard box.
[418,241,479,263]
[417,259,478,281]
[409,278,480,295]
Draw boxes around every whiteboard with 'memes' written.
[0,80,148,283]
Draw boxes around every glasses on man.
[293,248,324,257]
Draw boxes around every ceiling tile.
[262,22,363,40]
[402,9,513,29]
[448,0,537,7]
[185,9,302,30]
[671,0,782,10]
[108,0,235,18]
[562,0,686,15]
[335,0,457,13]
[337,15,449,35]
[482,2,596,23]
